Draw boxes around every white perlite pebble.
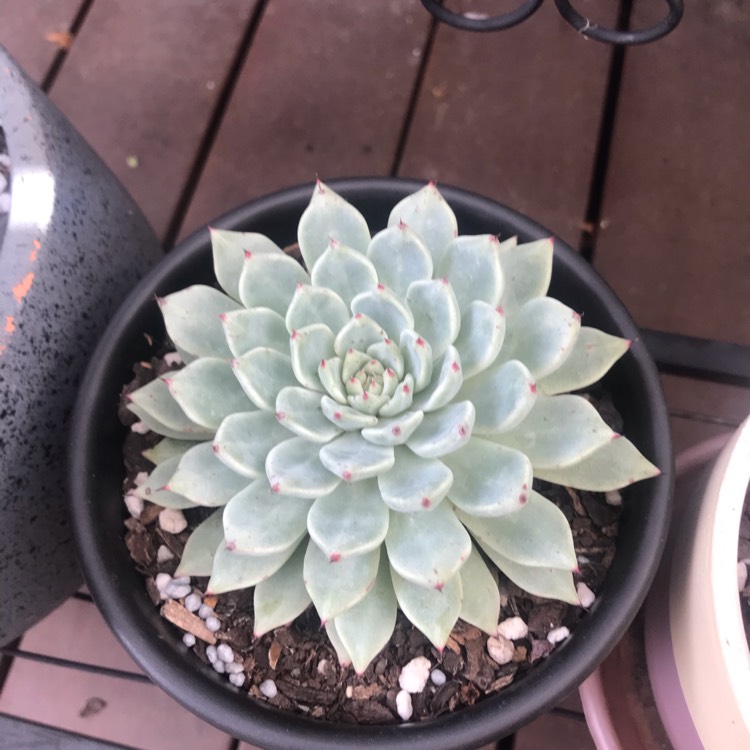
[547,626,570,645]
[0,174,6,193]
[398,656,431,693]
[226,661,244,674]
[0,193,10,213]
[497,616,528,641]
[0,154,10,167]
[396,690,413,721]
[317,659,330,675]
[165,583,191,599]
[131,420,150,434]
[605,490,622,506]
[229,672,245,687]
[182,633,196,647]
[124,494,144,519]
[430,669,446,686]
[213,660,225,674]
[154,573,172,593]
[487,635,514,665]
[205,616,221,633]
[205,645,218,664]
[159,508,187,534]
[217,644,234,663]
[184,593,202,613]
[164,352,183,366]
[739,561,748,592]
[198,604,214,620]
[157,545,174,563]
[260,679,278,699]
[345,686,353,698]
[577,582,596,609]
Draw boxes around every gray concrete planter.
[0,46,163,645]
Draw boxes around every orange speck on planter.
[4,316,15,333]
[13,272,34,302]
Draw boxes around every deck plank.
[46,0,259,239]
[397,0,616,247]
[593,0,750,344]
[0,0,82,84]
[179,0,431,238]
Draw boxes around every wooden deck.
[1,0,749,747]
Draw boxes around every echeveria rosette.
[127,181,659,673]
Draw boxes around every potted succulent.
[69,179,672,749]
[0,45,162,645]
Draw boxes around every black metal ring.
[554,0,683,45]
[420,0,544,32]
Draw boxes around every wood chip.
[161,600,216,644]
[45,31,73,49]
[203,594,219,609]
[565,487,586,516]
[268,639,283,670]
[444,635,461,654]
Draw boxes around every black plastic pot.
[69,178,673,750]
[0,46,163,645]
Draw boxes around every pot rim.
[68,177,673,749]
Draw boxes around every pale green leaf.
[407,400,475,459]
[437,235,504,312]
[361,410,424,447]
[265,436,341,498]
[387,183,458,267]
[304,540,380,622]
[456,490,577,570]
[233,348,297,410]
[534,435,660,490]
[166,358,254,430]
[207,536,304,594]
[457,359,536,435]
[133,455,195,509]
[390,568,462,650]
[399,330,433,393]
[334,314,386,358]
[491,394,615,469]
[324,620,351,667]
[351,287,414,342]
[290,323,335,392]
[335,556,398,674]
[318,357,347,403]
[405,279,460,360]
[285,284,350,334]
[143,437,195,466]
[311,240,378,308]
[160,285,241,359]
[318,433,395,482]
[221,308,289,358]
[275,386,341,443]
[223,477,313,554]
[443,438,532,517]
[253,542,311,637]
[213,411,290,478]
[169,442,250,506]
[175,510,225,577]
[366,224,433,298]
[377,374,415,418]
[307,478,389,559]
[498,238,554,312]
[537,327,631,396]
[378,447,453,512]
[411,347,463,413]
[385,501,471,588]
[238,251,310,316]
[452,301,506,379]
[127,377,214,440]
[320,394,377,431]
[211,229,283,301]
[459,545,501,634]
[496,297,580,379]
[478,542,579,605]
[367,337,404,380]
[298,181,371,271]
